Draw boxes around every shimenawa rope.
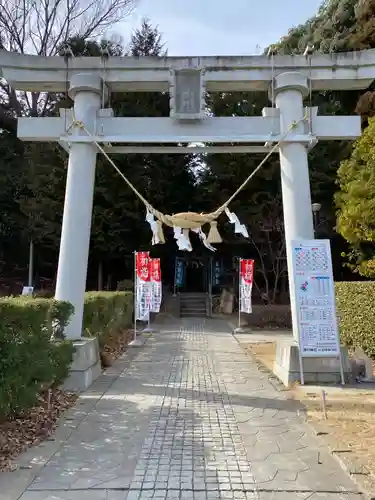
[65,113,307,249]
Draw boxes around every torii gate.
[2,49,373,344]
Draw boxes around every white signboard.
[291,239,340,357]
[22,286,34,296]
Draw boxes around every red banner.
[136,252,151,281]
[239,259,254,314]
[150,258,161,282]
[135,252,151,321]
[150,258,162,313]
[240,259,254,284]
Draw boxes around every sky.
[118,0,323,56]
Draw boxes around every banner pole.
[234,258,245,334]
[143,257,157,334]
[238,258,241,329]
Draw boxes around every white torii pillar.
[55,74,103,340]
[274,72,315,341]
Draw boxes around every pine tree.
[89,21,197,287]
[129,18,165,57]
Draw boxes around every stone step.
[181,303,207,308]
[180,305,207,311]
[179,293,208,317]
[180,296,207,302]
[180,311,207,317]
[181,304,206,310]
[180,306,206,310]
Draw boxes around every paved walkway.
[4,319,363,500]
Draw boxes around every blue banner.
[213,260,222,286]
[175,259,185,288]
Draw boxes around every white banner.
[135,251,151,321]
[292,239,340,357]
[239,259,254,314]
[150,258,162,313]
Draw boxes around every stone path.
[5,318,363,499]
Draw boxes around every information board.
[291,239,340,358]
[21,286,34,296]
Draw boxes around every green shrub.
[335,281,375,357]
[49,299,74,340]
[0,297,75,419]
[0,292,133,419]
[83,292,133,347]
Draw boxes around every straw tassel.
[156,220,165,244]
[206,221,222,244]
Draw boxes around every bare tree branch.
[249,198,287,304]
[0,0,136,131]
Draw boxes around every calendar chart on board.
[291,239,340,357]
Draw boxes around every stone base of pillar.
[273,339,351,386]
[62,337,101,391]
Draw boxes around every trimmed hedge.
[0,292,133,420]
[335,281,375,358]
[83,292,133,348]
[243,305,292,329]
[0,298,74,419]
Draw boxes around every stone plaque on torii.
[1,50,372,380]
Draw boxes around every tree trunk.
[97,261,103,291]
[106,274,112,291]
